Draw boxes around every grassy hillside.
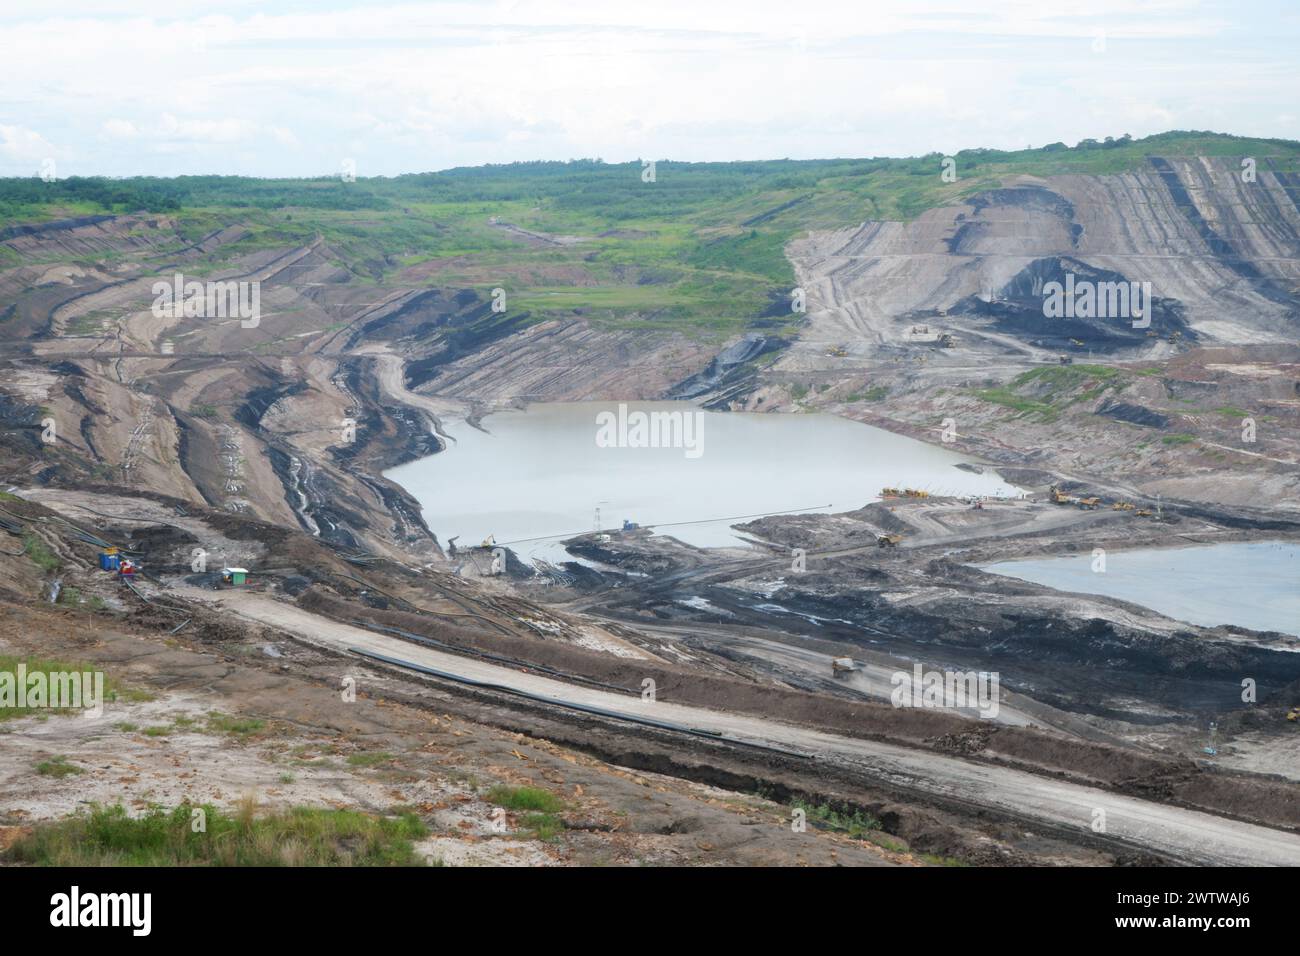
[3,131,1298,339]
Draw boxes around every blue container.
[99,552,120,571]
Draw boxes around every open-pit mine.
[2,132,1300,868]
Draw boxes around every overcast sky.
[1,0,1296,178]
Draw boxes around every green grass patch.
[845,386,888,403]
[202,712,266,740]
[1214,406,1251,418]
[1162,433,1197,445]
[3,803,428,866]
[1011,363,1120,389]
[55,586,103,611]
[973,387,1058,420]
[35,756,83,778]
[974,363,1124,421]
[0,655,143,720]
[792,799,881,839]
[345,751,395,768]
[519,812,564,842]
[22,533,59,572]
[484,785,565,814]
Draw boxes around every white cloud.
[0,0,1293,176]
[0,124,56,162]
[102,118,139,138]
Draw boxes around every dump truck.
[1049,485,1074,505]
[877,533,903,548]
[1058,354,1073,365]
[831,657,857,678]
[1077,496,1102,510]
[1112,501,1135,511]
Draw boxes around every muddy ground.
[1,603,920,867]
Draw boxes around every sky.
[0,0,1297,178]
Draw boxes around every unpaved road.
[361,348,466,439]
[193,587,1300,866]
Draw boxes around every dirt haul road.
[195,588,1300,867]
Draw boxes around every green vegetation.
[973,364,1124,422]
[1214,406,1251,418]
[345,751,395,768]
[519,812,564,842]
[0,654,141,720]
[204,713,266,740]
[846,385,888,403]
[485,785,566,842]
[22,533,59,572]
[792,799,881,839]
[3,803,428,866]
[35,756,83,778]
[485,785,565,813]
[4,132,1295,340]
[972,387,1057,420]
[54,585,104,611]
[1162,433,1197,445]
[1012,364,1120,387]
